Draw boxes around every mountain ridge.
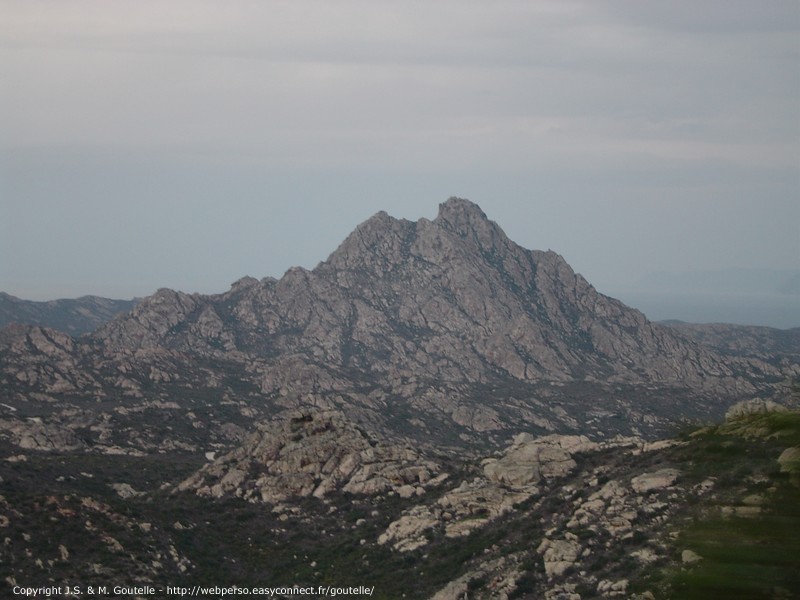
[0,199,794,456]
[2,198,799,598]
[0,292,137,336]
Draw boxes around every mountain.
[661,321,800,368]
[0,292,137,336]
[0,199,792,456]
[2,198,799,598]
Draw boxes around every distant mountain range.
[0,292,137,336]
[602,268,800,329]
[611,289,799,329]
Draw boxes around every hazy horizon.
[2,2,798,326]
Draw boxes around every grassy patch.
[653,410,800,599]
[669,497,800,599]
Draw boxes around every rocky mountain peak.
[1,197,791,456]
[320,209,414,273]
[435,197,489,226]
[324,197,513,277]
[433,197,508,253]
[229,275,259,292]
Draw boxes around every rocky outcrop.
[539,538,581,578]
[378,475,532,552]
[456,447,688,597]
[725,397,789,420]
[429,555,524,600]
[0,418,84,451]
[378,433,629,553]
[630,468,680,494]
[483,434,596,487]
[0,325,103,396]
[778,446,800,486]
[3,398,797,599]
[176,411,443,503]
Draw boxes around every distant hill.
[0,292,137,336]
[604,268,800,328]
[660,320,800,368]
[609,289,800,329]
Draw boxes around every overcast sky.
[1,1,798,324]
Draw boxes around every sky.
[1,1,799,325]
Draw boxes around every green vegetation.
[648,410,800,599]
[669,494,800,599]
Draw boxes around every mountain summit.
[434,197,504,246]
[0,199,786,452]
[1,199,797,600]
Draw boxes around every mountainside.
[0,292,137,336]
[2,198,799,599]
[661,321,800,367]
[94,200,757,388]
[3,403,798,598]
[0,199,792,456]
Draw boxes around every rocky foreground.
[2,400,798,598]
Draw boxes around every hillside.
[1,199,799,598]
[2,403,797,598]
[662,321,800,368]
[0,200,791,459]
[0,293,136,336]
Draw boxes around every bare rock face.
[483,434,596,487]
[0,325,103,396]
[630,468,680,494]
[98,288,203,351]
[429,554,524,600]
[1,198,792,456]
[663,321,800,373]
[539,538,581,578]
[725,398,788,421]
[0,418,84,451]
[88,200,784,403]
[176,411,442,503]
[378,475,532,552]
[378,432,607,553]
[681,549,703,565]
